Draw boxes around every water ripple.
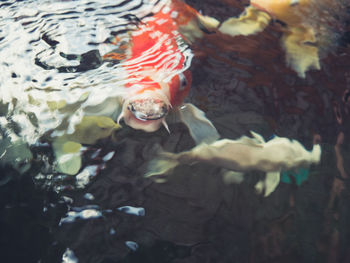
[0,0,183,147]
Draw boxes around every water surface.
[0,0,350,263]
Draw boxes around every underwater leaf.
[56,152,82,176]
[68,115,121,145]
[62,141,82,153]
[51,115,120,175]
[0,136,33,174]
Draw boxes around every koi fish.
[102,0,220,144]
[146,131,321,197]
[52,0,220,174]
[218,0,344,78]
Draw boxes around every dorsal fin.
[250,131,265,144]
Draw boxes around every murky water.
[0,0,350,262]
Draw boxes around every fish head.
[119,90,171,132]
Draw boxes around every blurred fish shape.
[218,0,344,78]
[145,131,321,197]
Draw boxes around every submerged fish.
[50,0,220,174]
[101,0,220,143]
[146,131,321,196]
[218,0,344,78]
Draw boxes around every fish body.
[103,0,219,137]
[51,0,220,175]
[175,135,321,172]
[103,1,195,133]
[146,131,321,196]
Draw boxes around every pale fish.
[145,131,321,197]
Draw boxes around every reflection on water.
[0,0,350,262]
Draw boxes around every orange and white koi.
[50,0,220,175]
[103,0,219,143]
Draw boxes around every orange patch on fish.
[101,0,201,132]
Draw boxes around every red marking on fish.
[102,0,199,131]
[105,0,197,100]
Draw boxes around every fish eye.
[179,73,187,91]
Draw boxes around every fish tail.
[310,144,322,164]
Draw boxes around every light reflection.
[59,208,102,225]
[62,248,78,263]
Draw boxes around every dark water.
[1,0,350,262]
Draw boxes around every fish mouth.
[127,98,169,121]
